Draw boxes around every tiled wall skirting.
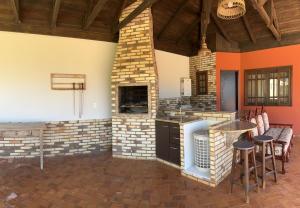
[0,119,112,158]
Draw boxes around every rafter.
[112,0,128,33]
[271,0,279,30]
[9,0,20,24]
[251,0,281,40]
[258,0,268,6]
[176,0,213,45]
[200,0,213,39]
[242,15,256,43]
[211,13,231,42]
[116,0,128,22]
[51,0,61,28]
[115,0,160,33]
[157,0,189,40]
[83,0,109,29]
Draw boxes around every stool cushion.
[254,135,273,142]
[262,112,270,131]
[256,115,265,135]
[250,118,258,137]
[233,140,255,150]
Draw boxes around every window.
[245,66,292,106]
[196,71,208,95]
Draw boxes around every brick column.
[111,0,158,159]
[190,53,217,111]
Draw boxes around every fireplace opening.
[118,85,148,114]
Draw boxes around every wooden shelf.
[51,73,86,90]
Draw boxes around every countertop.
[155,116,203,124]
[213,120,257,133]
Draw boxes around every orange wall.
[216,44,300,135]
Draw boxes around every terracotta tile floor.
[0,139,300,208]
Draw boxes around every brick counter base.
[0,119,112,158]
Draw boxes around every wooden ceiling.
[0,0,300,56]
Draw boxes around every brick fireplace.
[111,0,158,159]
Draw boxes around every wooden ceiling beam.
[115,0,160,33]
[51,0,62,28]
[200,0,213,39]
[211,13,232,42]
[157,0,189,40]
[251,0,281,40]
[116,0,128,22]
[176,0,213,45]
[258,0,268,6]
[242,15,256,43]
[83,0,109,29]
[9,0,21,24]
[240,32,300,52]
[270,0,279,30]
[112,0,128,34]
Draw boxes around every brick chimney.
[111,0,158,159]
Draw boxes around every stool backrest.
[250,118,259,137]
[256,114,265,135]
[262,112,270,131]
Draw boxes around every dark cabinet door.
[155,121,170,161]
[169,145,180,166]
[169,124,180,147]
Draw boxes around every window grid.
[196,71,208,95]
[245,66,292,106]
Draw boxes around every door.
[221,71,239,111]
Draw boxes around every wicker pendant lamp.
[217,0,246,20]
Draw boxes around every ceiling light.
[217,0,246,20]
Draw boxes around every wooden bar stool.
[230,140,259,203]
[254,135,277,189]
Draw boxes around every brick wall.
[111,0,158,159]
[159,97,191,110]
[208,121,244,186]
[0,119,112,158]
[189,53,217,111]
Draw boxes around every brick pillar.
[190,53,217,111]
[111,0,158,159]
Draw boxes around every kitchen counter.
[213,120,257,133]
[155,110,242,187]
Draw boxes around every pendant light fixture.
[198,36,211,56]
[217,0,246,20]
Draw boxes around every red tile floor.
[0,138,299,208]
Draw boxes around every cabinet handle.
[170,147,178,150]
[162,126,169,128]
[173,137,180,140]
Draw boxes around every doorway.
[220,71,239,112]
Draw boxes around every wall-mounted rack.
[51,73,86,90]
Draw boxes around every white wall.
[155,50,189,98]
[0,32,190,122]
[0,31,116,122]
